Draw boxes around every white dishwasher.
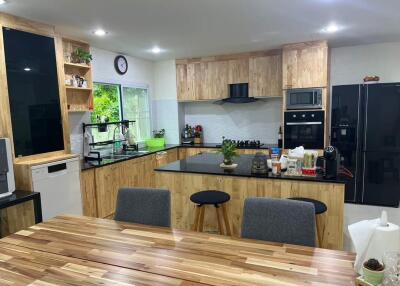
[31,157,82,221]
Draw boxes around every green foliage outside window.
[91,83,120,123]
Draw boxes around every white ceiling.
[2,0,400,61]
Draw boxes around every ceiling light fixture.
[321,23,340,33]
[151,46,161,54]
[93,29,107,36]
[24,67,31,72]
[0,0,7,5]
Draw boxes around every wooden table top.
[0,215,357,286]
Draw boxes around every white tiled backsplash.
[183,97,283,144]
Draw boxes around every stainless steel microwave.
[286,88,323,110]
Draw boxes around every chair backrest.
[241,197,316,247]
[114,188,171,227]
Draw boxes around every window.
[121,86,151,142]
[91,82,151,143]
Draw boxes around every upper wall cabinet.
[186,62,202,101]
[176,63,188,101]
[228,58,249,84]
[282,40,328,89]
[200,60,228,100]
[249,54,282,97]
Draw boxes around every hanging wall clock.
[114,55,128,75]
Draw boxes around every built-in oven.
[286,88,323,110]
[284,110,325,149]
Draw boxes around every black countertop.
[179,143,277,149]
[81,144,179,171]
[81,143,277,171]
[155,153,347,184]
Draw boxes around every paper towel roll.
[364,223,400,263]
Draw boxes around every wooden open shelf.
[64,62,91,69]
[65,86,92,92]
[62,37,93,113]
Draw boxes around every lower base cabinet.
[80,147,271,219]
[80,148,178,219]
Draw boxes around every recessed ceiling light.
[24,67,31,72]
[0,0,7,5]
[151,46,161,54]
[321,23,340,33]
[93,29,107,36]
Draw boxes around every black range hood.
[216,83,258,104]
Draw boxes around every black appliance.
[286,88,323,110]
[324,146,340,179]
[216,83,257,104]
[331,83,400,207]
[284,110,325,149]
[251,153,269,175]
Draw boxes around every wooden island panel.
[155,171,345,250]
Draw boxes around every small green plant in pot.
[363,258,385,285]
[218,138,238,166]
[72,47,93,64]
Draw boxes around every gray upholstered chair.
[241,197,316,247]
[114,188,171,227]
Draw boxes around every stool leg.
[316,214,325,247]
[221,204,231,236]
[215,205,225,235]
[192,205,201,231]
[198,206,205,232]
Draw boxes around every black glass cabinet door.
[3,27,64,157]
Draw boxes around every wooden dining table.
[0,215,357,285]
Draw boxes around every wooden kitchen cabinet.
[178,147,217,160]
[282,40,328,89]
[81,149,180,219]
[186,62,202,101]
[228,58,249,84]
[176,64,188,101]
[249,54,282,97]
[200,60,228,100]
[80,169,97,217]
[155,148,178,167]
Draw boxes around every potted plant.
[218,138,239,169]
[145,129,166,148]
[363,258,385,285]
[72,47,93,64]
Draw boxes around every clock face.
[114,55,128,75]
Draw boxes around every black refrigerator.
[331,83,400,207]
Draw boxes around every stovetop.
[216,140,265,149]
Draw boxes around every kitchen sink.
[102,154,132,160]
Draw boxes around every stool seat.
[288,197,327,215]
[190,190,230,206]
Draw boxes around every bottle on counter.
[278,125,282,148]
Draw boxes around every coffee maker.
[0,138,15,198]
[323,146,340,179]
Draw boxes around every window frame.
[92,81,152,143]
[120,83,152,143]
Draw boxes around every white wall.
[183,98,282,143]
[69,47,155,155]
[331,41,400,85]
[152,60,180,144]
[331,41,400,251]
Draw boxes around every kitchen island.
[155,153,346,250]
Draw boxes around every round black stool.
[190,190,231,235]
[288,197,327,246]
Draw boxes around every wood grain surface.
[155,171,345,250]
[1,215,356,286]
[0,242,204,285]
